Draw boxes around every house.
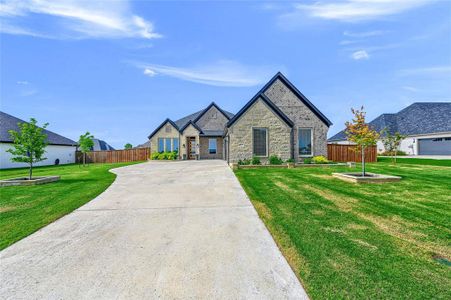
[328,102,451,155]
[90,138,115,151]
[0,111,77,169]
[148,72,332,163]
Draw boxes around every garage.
[418,137,451,155]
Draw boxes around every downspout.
[290,127,294,160]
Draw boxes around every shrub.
[380,150,406,156]
[286,158,295,163]
[238,158,251,165]
[312,155,329,164]
[251,156,261,165]
[269,155,283,165]
[152,151,178,160]
[303,158,312,164]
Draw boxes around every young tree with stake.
[78,132,94,166]
[345,107,379,177]
[7,118,49,180]
[380,129,406,164]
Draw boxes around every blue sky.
[1,0,450,148]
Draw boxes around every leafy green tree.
[7,118,49,180]
[124,143,133,149]
[381,129,406,164]
[345,106,380,177]
[78,132,94,166]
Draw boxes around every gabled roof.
[148,118,179,139]
[328,102,451,141]
[179,120,203,133]
[174,103,234,129]
[256,72,332,127]
[227,91,294,128]
[0,111,77,146]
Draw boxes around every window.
[158,138,164,153]
[432,138,443,142]
[209,138,217,154]
[253,128,268,156]
[165,138,172,152]
[299,128,312,156]
[173,138,179,152]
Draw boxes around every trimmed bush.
[286,158,295,163]
[251,156,261,165]
[312,155,329,164]
[238,158,251,165]
[152,151,178,160]
[303,158,312,164]
[269,155,284,165]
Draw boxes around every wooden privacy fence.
[76,148,150,164]
[327,144,377,163]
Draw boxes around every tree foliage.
[345,107,379,176]
[380,129,406,164]
[124,143,133,149]
[78,132,94,166]
[7,118,48,179]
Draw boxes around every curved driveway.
[1,160,307,299]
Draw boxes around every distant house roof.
[0,111,77,146]
[136,141,150,148]
[91,138,115,151]
[328,102,451,141]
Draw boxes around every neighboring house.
[148,72,332,163]
[328,102,451,155]
[0,111,77,169]
[90,138,115,151]
[135,141,150,148]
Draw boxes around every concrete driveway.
[0,160,307,299]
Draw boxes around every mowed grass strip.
[0,162,142,250]
[235,161,451,299]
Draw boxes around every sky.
[1,0,450,149]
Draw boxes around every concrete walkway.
[1,160,307,299]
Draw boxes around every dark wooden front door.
[187,137,196,160]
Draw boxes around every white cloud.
[401,86,419,92]
[16,80,29,85]
[139,60,277,87]
[343,30,389,38]
[284,0,434,22]
[0,0,161,39]
[351,50,369,60]
[398,66,451,76]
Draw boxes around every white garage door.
[418,138,451,155]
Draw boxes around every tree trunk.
[29,161,33,180]
[361,145,366,177]
[394,149,397,164]
[83,152,86,167]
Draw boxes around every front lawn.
[378,156,451,166]
[235,161,451,299]
[0,162,142,250]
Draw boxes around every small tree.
[7,118,49,180]
[380,129,406,164]
[78,132,94,166]
[345,106,379,177]
[124,143,133,149]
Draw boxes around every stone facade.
[180,124,200,159]
[264,79,328,162]
[196,106,229,131]
[227,98,291,163]
[149,122,180,154]
[199,137,223,159]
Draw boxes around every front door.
[187,137,196,160]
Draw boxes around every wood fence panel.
[327,144,377,162]
[76,148,150,164]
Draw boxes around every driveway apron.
[1,160,308,299]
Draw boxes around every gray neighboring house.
[328,102,451,155]
[90,138,115,151]
[148,72,332,163]
[0,111,77,169]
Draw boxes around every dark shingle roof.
[328,102,451,141]
[200,130,225,136]
[0,111,77,146]
[174,103,234,129]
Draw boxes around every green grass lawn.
[378,156,451,167]
[235,161,451,299]
[0,162,142,250]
